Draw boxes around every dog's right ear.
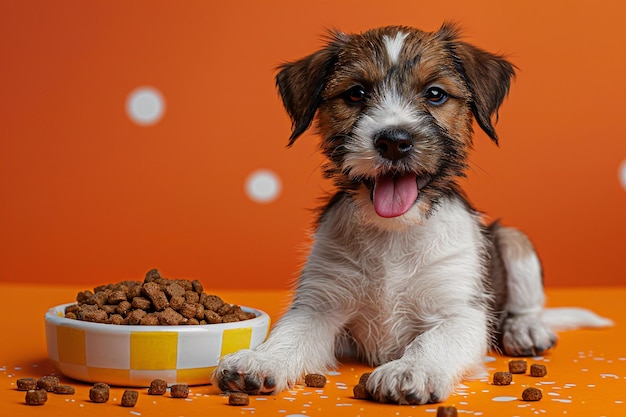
[276,36,343,146]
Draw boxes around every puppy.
[214,23,606,404]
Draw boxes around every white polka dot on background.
[245,169,282,203]
[126,87,165,126]
[619,159,626,191]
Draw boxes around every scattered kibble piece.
[437,405,458,417]
[530,364,547,377]
[89,388,109,403]
[304,373,326,388]
[36,375,59,392]
[148,378,168,395]
[54,385,76,395]
[228,392,250,406]
[121,390,139,407]
[522,387,543,401]
[89,383,110,403]
[94,382,110,391]
[353,383,370,399]
[359,372,371,385]
[16,378,37,391]
[492,371,513,386]
[170,384,189,398]
[508,360,527,374]
[25,389,48,405]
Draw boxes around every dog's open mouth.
[368,173,431,218]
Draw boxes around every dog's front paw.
[501,314,557,357]
[213,350,290,395]
[365,359,456,405]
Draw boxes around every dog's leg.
[214,303,344,394]
[366,308,488,405]
[496,226,557,356]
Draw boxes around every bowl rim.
[45,302,270,333]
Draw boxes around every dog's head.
[276,23,515,224]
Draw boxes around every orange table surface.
[1,283,625,417]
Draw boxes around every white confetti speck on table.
[492,396,518,402]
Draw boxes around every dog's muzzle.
[368,128,420,219]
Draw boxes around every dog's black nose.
[374,129,414,161]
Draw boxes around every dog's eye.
[425,86,448,105]
[344,85,366,104]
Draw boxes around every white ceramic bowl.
[45,303,270,387]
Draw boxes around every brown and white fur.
[214,23,612,405]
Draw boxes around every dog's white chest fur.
[304,194,488,365]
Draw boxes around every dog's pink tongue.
[373,173,418,218]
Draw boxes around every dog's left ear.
[276,35,344,146]
[450,39,516,144]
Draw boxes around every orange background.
[1,0,625,290]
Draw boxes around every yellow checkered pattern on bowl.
[45,315,269,387]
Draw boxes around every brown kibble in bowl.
[131,296,152,310]
[169,295,185,311]
[492,371,513,385]
[116,300,132,316]
[205,310,223,324]
[165,282,186,299]
[127,309,147,325]
[158,307,186,325]
[192,279,203,294]
[140,313,160,325]
[108,290,127,304]
[180,302,198,319]
[203,295,225,312]
[76,290,94,304]
[437,406,458,417]
[185,290,200,304]
[170,384,189,398]
[82,309,109,323]
[508,360,527,374]
[221,313,239,323]
[304,373,327,388]
[17,378,37,391]
[228,392,250,406]
[522,387,543,401]
[530,364,547,377]
[143,281,169,311]
[37,375,59,392]
[144,268,162,282]
[121,389,139,407]
[65,270,257,325]
[148,379,168,395]
[65,304,80,315]
[25,389,48,405]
